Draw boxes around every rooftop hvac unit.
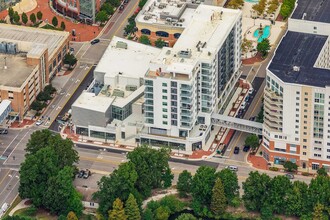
[126,85,138,91]
[112,89,125,98]
[6,42,18,54]
[0,42,7,53]
[116,41,128,49]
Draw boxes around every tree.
[109,198,127,220]
[8,7,14,23]
[155,206,170,220]
[155,38,166,48]
[216,168,239,203]
[280,3,292,19]
[61,21,66,30]
[63,53,78,69]
[101,3,114,16]
[30,100,46,112]
[177,170,192,197]
[317,167,328,176]
[175,213,197,220]
[25,129,79,169]
[19,147,60,207]
[21,12,28,25]
[108,0,121,7]
[52,16,58,27]
[143,208,153,220]
[283,161,298,172]
[139,35,151,45]
[67,211,78,220]
[257,38,271,57]
[13,11,20,23]
[242,171,271,211]
[29,13,36,24]
[312,203,327,220]
[94,162,140,217]
[44,166,83,216]
[125,194,141,220]
[210,178,227,216]
[159,195,185,214]
[138,0,148,8]
[191,166,216,215]
[265,175,292,214]
[307,176,330,213]
[124,15,136,34]
[162,166,173,188]
[285,181,309,217]
[37,11,43,20]
[126,145,171,198]
[96,11,108,23]
[244,134,260,150]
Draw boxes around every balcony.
[180,84,192,91]
[180,91,192,97]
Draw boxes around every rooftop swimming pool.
[253,25,270,42]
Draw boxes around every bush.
[302,172,311,176]
[229,196,241,208]
[159,195,185,214]
[269,167,279,171]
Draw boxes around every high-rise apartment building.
[262,0,330,171]
[140,5,242,153]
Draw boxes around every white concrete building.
[263,0,330,171]
[72,37,161,144]
[140,5,242,153]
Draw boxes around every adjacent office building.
[140,5,242,153]
[0,24,69,119]
[52,0,105,23]
[262,0,330,171]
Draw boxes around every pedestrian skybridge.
[211,113,263,135]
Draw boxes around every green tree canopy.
[44,166,83,216]
[155,38,166,48]
[109,198,127,220]
[317,167,328,176]
[66,211,78,220]
[285,181,309,217]
[21,12,28,25]
[101,3,115,15]
[191,166,216,215]
[242,171,271,211]
[244,134,260,150]
[64,53,77,69]
[312,203,327,220]
[177,170,192,198]
[307,175,330,212]
[257,38,271,57]
[13,11,20,23]
[108,0,121,7]
[8,7,14,23]
[139,35,151,45]
[126,145,172,198]
[96,11,108,23]
[125,193,141,220]
[175,213,197,220]
[155,206,170,220]
[29,13,36,24]
[19,147,60,206]
[37,11,43,20]
[283,161,298,172]
[52,16,58,27]
[210,178,227,216]
[61,21,66,30]
[216,168,239,203]
[94,162,140,217]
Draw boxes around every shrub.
[302,172,310,176]
[269,167,279,171]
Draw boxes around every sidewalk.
[10,119,34,129]
[9,199,31,216]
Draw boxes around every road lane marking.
[113,0,139,36]
[4,129,31,165]
[0,132,21,157]
[0,170,11,187]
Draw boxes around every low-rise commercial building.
[0,24,69,119]
[263,0,330,171]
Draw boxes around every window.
[295,131,298,134]
[296,103,299,106]
[305,92,308,95]
[303,132,307,135]
[296,97,300,100]
[162,83,167,87]
[312,163,320,170]
[296,108,299,112]
[163,121,168,125]
[163,115,168,119]
[304,98,308,101]
[303,152,306,155]
[296,114,299,117]
[303,145,307,149]
[162,102,167,106]
[304,109,307,112]
[162,96,167,99]
[162,108,168,112]
[162,89,167,93]
[295,120,299,123]
[304,104,308,107]
[303,139,307,142]
[296,91,300,94]
[295,125,299,128]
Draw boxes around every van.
[225,165,238,172]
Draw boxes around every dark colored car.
[245,95,250,102]
[0,129,8,134]
[90,39,100,45]
[83,170,91,179]
[243,145,250,152]
[285,173,294,179]
[77,170,85,178]
[124,0,129,4]
[234,146,240,154]
[119,5,125,12]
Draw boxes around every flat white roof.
[149,5,241,75]
[72,92,114,113]
[94,36,161,79]
[136,0,199,27]
[0,24,69,58]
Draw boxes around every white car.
[36,120,44,126]
[240,101,247,109]
[248,87,254,95]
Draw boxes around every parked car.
[243,145,250,152]
[225,165,238,172]
[234,146,240,154]
[36,120,43,126]
[240,101,247,109]
[0,129,8,134]
[248,87,254,95]
[77,170,85,178]
[90,39,100,45]
[245,95,250,102]
[119,5,125,12]
[285,173,295,179]
[83,169,91,179]
[124,0,129,4]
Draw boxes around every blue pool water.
[253,25,271,42]
[245,0,259,2]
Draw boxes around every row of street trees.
[8,7,43,25]
[18,130,83,217]
[96,0,121,23]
